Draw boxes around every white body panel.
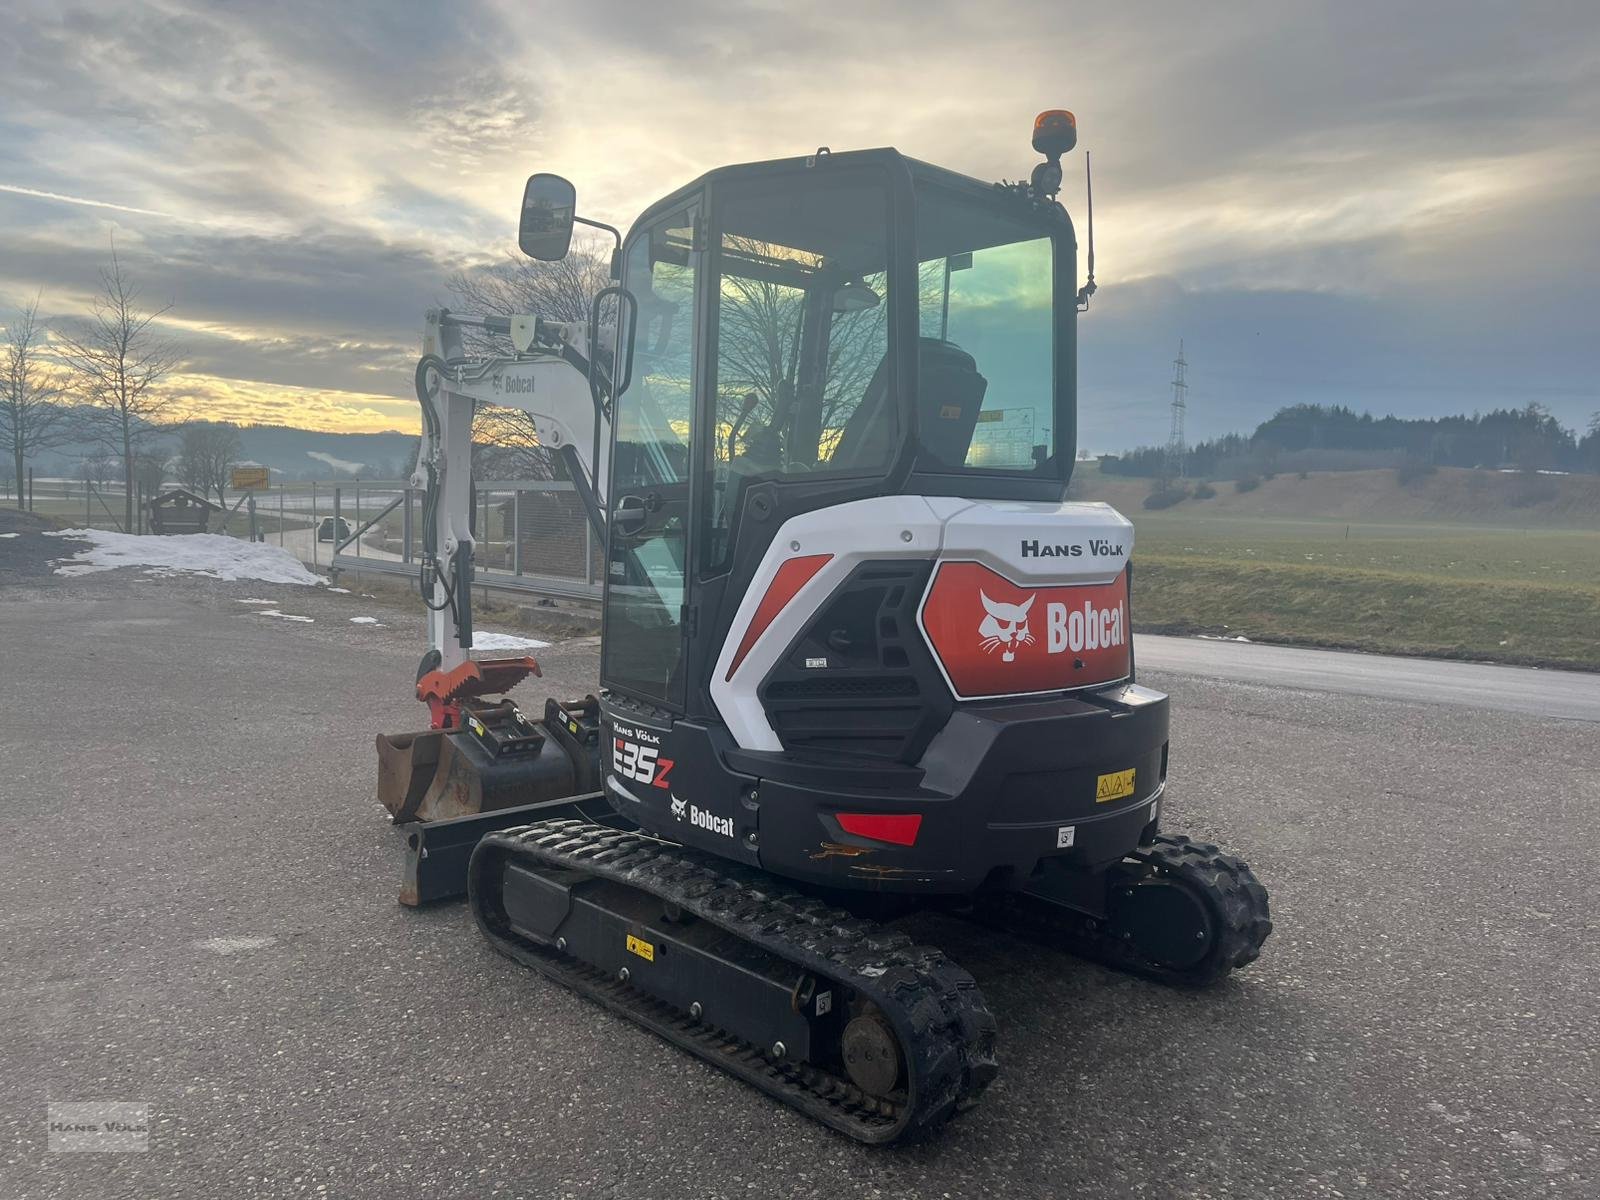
[709,496,1135,751]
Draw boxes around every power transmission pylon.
[1166,340,1188,480]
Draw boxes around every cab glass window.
[703,169,893,571]
[916,187,1057,473]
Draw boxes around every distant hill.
[26,420,419,482]
[1077,465,1600,528]
[1105,403,1599,479]
[229,426,419,480]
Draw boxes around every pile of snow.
[473,631,550,651]
[0,532,19,539]
[47,528,325,586]
[350,616,383,625]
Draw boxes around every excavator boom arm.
[413,307,609,672]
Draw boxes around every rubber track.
[468,819,998,1143]
[976,833,1273,986]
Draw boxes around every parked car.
[317,516,353,543]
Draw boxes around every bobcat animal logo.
[978,590,1036,663]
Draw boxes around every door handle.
[611,493,648,536]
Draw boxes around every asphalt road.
[1137,634,1600,723]
[2,523,1597,1199]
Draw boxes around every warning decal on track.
[626,934,655,962]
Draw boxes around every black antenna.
[1077,151,1097,311]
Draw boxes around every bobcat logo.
[670,796,686,820]
[978,591,1036,662]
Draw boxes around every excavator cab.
[601,149,1079,722]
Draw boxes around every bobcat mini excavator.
[375,112,1272,1143]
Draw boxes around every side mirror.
[519,173,576,261]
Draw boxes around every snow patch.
[307,450,364,475]
[47,528,325,586]
[473,631,551,651]
[326,587,351,594]
[252,609,314,623]
[349,616,383,625]
[234,598,277,604]
[0,532,18,539]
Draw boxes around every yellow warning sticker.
[625,934,655,962]
[1095,768,1137,803]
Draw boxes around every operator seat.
[831,338,989,472]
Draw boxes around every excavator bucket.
[375,657,604,824]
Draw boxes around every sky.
[2,0,1597,448]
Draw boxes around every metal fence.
[323,478,602,601]
[8,475,163,534]
[7,474,602,603]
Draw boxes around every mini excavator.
[375,112,1272,1143]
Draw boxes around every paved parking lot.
[2,520,1596,1198]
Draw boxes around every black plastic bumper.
[752,683,1169,894]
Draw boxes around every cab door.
[600,201,702,709]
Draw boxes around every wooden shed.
[148,488,220,535]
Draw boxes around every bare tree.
[178,423,242,506]
[713,239,890,465]
[56,247,182,530]
[80,452,117,488]
[447,247,612,476]
[448,246,612,330]
[2,296,75,510]
[133,448,171,498]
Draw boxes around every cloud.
[0,0,1596,440]
[0,183,178,219]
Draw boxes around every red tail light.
[835,812,922,847]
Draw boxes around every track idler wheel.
[1109,876,1214,971]
[842,1008,904,1098]
[1109,833,1273,986]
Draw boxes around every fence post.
[331,486,343,582]
[311,481,319,568]
[279,485,285,546]
[353,483,360,557]
[86,479,91,527]
[27,468,33,512]
[584,518,593,586]
[512,487,521,575]
[247,494,258,542]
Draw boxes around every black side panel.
[756,561,952,764]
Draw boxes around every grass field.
[1126,514,1600,670]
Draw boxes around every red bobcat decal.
[921,562,1130,699]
